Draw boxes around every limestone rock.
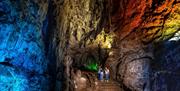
[0,0,50,90]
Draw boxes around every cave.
[0,0,180,91]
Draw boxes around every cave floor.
[76,80,123,91]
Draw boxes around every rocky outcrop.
[0,0,50,90]
[48,0,113,90]
[106,33,153,91]
[107,0,180,91]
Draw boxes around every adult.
[105,67,110,82]
[98,66,104,81]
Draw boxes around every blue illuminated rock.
[0,0,49,90]
[0,65,50,91]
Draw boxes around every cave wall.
[49,0,112,90]
[152,39,180,91]
[0,0,50,91]
[108,0,180,91]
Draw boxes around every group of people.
[98,66,110,82]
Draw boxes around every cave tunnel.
[0,0,180,91]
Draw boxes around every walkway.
[95,80,123,91]
[76,80,123,91]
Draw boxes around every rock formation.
[0,0,179,91]
[0,0,50,90]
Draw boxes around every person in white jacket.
[104,67,110,82]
